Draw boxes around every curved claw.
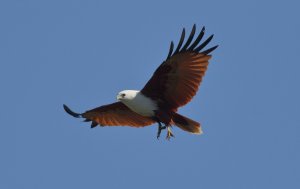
[63,104,82,118]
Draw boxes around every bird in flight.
[63,24,218,139]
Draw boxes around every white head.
[116,90,139,101]
[116,89,157,116]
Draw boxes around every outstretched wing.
[141,24,218,110]
[63,102,155,128]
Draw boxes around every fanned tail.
[172,113,202,134]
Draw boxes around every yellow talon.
[166,126,175,140]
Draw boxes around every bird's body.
[63,24,218,139]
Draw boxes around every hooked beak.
[116,94,121,101]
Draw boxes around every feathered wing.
[141,24,218,110]
[63,102,155,128]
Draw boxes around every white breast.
[121,90,157,117]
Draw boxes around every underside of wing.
[141,24,218,110]
[63,102,155,128]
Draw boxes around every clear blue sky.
[1,0,299,188]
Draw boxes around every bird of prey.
[63,24,218,139]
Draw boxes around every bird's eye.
[121,93,126,97]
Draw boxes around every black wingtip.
[167,41,174,59]
[195,34,214,52]
[202,45,219,55]
[63,104,82,118]
[91,121,98,128]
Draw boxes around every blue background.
[1,0,299,188]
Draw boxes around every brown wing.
[141,24,218,110]
[63,102,155,128]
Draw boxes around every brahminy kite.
[63,24,218,139]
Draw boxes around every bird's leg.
[157,122,166,139]
[166,125,175,140]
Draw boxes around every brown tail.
[172,113,202,134]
